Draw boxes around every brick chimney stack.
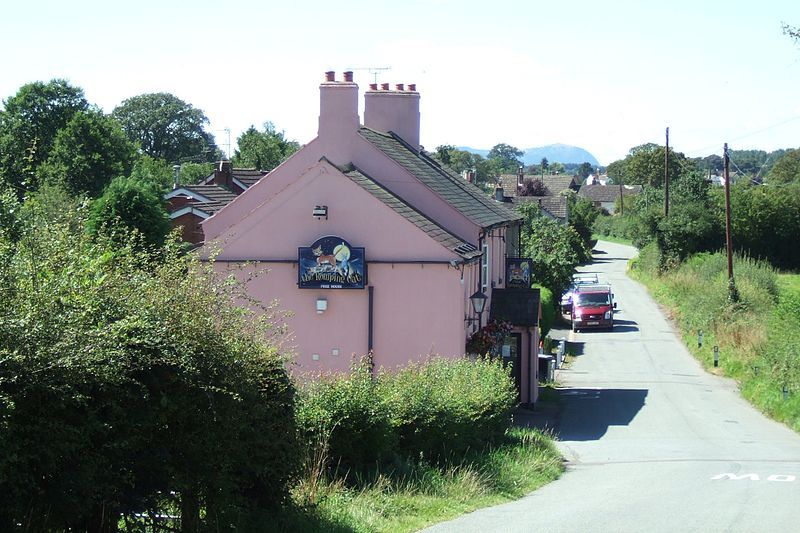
[364,82,421,150]
[318,71,359,140]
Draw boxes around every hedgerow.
[0,213,298,530]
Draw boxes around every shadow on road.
[611,318,640,333]
[565,340,585,356]
[557,388,648,441]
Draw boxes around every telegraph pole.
[723,143,737,301]
[664,127,670,218]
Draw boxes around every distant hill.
[458,144,599,166]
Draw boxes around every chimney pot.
[324,71,335,82]
[343,71,354,82]
[381,83,389,90]
[395,83,404,91]
[369,83,378,90]
[408,83,416,91]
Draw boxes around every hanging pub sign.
[298,236,366,289]
[506,258,533,288]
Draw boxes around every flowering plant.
[465,319,513,356]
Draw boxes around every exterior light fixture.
[465,290,488,328]
[316,297,328,314]
[312,205,328,220]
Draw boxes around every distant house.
[497,170,576,224]
[164,162,269,244]
[578,184,642,214]
[513,195,569,224]
[499,171,581,198]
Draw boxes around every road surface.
[425,241,800,533]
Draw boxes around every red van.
[571,284,616,332]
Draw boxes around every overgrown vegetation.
[630,245,800,431]
[289,358,562,532]
[518,202,588,299]
[0,208,298,530]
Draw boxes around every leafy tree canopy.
[0,79,89,194]
[577,162,594,179]
[232,122,299,171]
[518,202,583,297]
[431,145,495,189]
[112,92,219,164]
[38,109,137,197]
[766,149,800,184]
[487,143,523,174]
[86,176,171,250]
[129,154,175,192]
[605,144,692,187]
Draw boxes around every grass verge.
[269,427,563,532]
[629,244,800,432]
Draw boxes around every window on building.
[481,243,490,292]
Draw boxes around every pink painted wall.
[209,158,468,371]
[200,73,536,400]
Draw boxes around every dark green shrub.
[535,284,555,338]
[295,358,395,473]
[0,216,298,529]
[380,358,516,462]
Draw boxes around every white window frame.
[481,243,490,293]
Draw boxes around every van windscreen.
[576,293,610,306]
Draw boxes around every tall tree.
[112,93,218,164]
[613,144,689,187]
[86,175,171,249]
[232,122,299,171]
[767,149,800,184]
[577,162,594,179]
[0,79,89,195]
[487,143,523,174]
[38,109,137,197]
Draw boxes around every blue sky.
[2,0,799,164]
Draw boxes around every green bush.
[535,284,555,338]
[0,215,298,529]
[295,358,395,473]
[593,213,636,241]
[380,358,517,462]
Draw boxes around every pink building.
[201,72,542,404]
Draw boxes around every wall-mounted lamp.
[316,297,328,314]
[465,290,487,328]
[312,205,328,220]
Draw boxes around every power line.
[684,114,800,156]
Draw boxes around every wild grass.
[280,426,563,533]
[630,246,800,432]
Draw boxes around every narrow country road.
[425,241,800,532]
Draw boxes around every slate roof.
[499,174,580,197]
[489,288,540,327]
[231,168,269,188]
[358,128,521,228]
[513,196,568,220]
[340,163,482,260]
[180,184,239,214]
[578,184,642,203]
